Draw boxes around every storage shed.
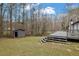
[13,29,25,37]
[11,23,26,37]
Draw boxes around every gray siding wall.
[69,23,79,31]
[18,30,25,37]
[68,23,79,36]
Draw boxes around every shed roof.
[12,23,25,30]
[14,29,25,31]
[7,22,25,31]
[72,21,79,25]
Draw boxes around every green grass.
[0,36,79,56]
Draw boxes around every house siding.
[69,22,79,36]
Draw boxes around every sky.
[3,3,79,20]
[31,3,79,15]
[23,3,79,16]
[39,3,68,15]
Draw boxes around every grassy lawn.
[0,36,79,56]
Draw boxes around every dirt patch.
[75,47,79,51]
[66,49,72,52]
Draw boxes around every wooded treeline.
[0,3,57,37]
[0,3,79,37]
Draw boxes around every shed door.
[15,31,18,37]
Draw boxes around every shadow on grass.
[67,39,79,43]
[43,38,79,44]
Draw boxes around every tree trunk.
[9,5,13,37]
[0,3,3,37]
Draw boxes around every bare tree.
[7,4,15,37]
[0,3,3,37]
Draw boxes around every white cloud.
[25,5,56,15]
[32,3,40,7]
[25,4,56,15]
[39,7,56,15]
[44,7,56,15]
[25,5,30,10]
[25,3,40,11]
